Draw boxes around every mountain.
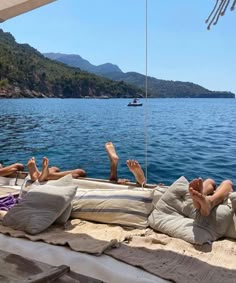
[44,53,122,75]
[0,29,142,99]
[44,53,235,98]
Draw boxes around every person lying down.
[27,157,86,182]
[0,162,27,178]
[105,142,234,217]
[26,142,146,185]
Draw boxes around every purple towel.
[0,194,19,211]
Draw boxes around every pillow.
[54,203,73,224]
[30,174,76,225]
[3,182,78,234]
[152,186,167,206]
[71,188,154,228]
[46,174,74,186]
[148,176,234,244]
[225,192,236,239]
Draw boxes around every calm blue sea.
[0,98,236,186]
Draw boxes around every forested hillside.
[0,29,142,98]
[45,53,235,98]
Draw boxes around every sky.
[1,0,236,94]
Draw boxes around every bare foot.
[126,160,146,186]
[117,178,130,184]
[71,169,86,178]
[189,178,203,209]
[49,166,60,173]
[27,157,40,181]
[191,189,212,216]
[105,142,119,164]
[11,163,24,171]
[38,157,49,182]
[105,142,119,181]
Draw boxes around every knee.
[78,169,86,177]
[205,178,216,187]
[15,163,24,169]
[220,180,234,191]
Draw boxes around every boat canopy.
[0,0,56,22]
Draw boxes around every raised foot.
[38,157,49,182]
[105,142,119,163]
[189,178,204,210]
[126,160,146,186]
[27,157,40,181]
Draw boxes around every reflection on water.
[0,98,236,186]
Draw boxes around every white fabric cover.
[72,188,154,228]
[0,176,26,186]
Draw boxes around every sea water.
[0,98,236,186]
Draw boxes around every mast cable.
[145,0,148,183]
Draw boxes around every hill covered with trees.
[0,29,142,99]
[44,53,235,98]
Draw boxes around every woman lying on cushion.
[27,157,86,182]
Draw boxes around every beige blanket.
[0,215,146,255]
[0,210,235,282]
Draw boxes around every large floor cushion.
[225,192,236,239]
[71,188,154,228]
[3,176,78,234]
[148,176,234,244]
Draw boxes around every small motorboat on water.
[127,98,143,107]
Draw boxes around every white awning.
[0,0,56,22]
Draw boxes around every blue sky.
[1,0,236,94]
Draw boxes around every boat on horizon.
[127,98,143,107]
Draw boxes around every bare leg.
[49,166,60,173]
[45,168,86,180]
[27,157,40,181]
[105,142,119,182]
[38,157,49,182]
[0,163,24,177]
[203,178,216,195]
[207,180,234,209]
[189,178,203,210]
[189,178,216,209]
[190,179,233,216]
[126,160,146,186]
[105,142,129,184]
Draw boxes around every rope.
[206,0,235,29]
[144,0,148,182]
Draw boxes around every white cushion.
[149,176,234,244]
[71,188,154,228]
[3,177,78,234]
[225,192,236,239]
